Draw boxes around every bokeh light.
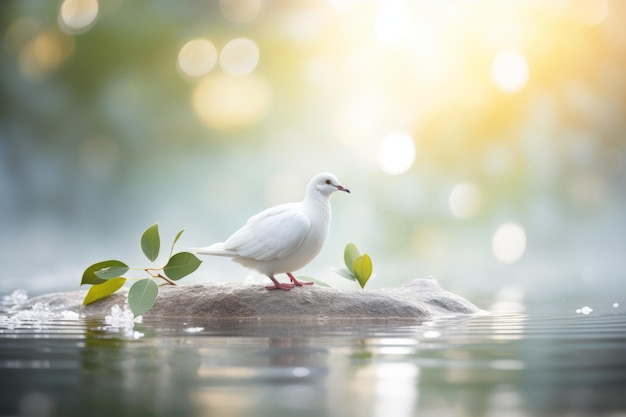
[177,39,218,79]
[58,0,99,35]
[219,38,260,77]
[17,31,74,81]
[192,74,272,130]
[491,50,530,94]
[492,223,527,264]
[378,131,416,176]
[220,0,262,23]
[448,183,482,219]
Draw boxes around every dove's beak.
[336,185,350,193]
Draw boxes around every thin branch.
[156,273,177,286]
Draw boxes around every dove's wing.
[223,204,311,262]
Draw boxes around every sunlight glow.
[58,0,99,34]
[329,0,359,13]
[192,74,272,130]
[448,183,482,219]
[374,0,412,45]
[491,50,529,94]
[378,131,416,176]
[219,38,260,77]
[492,222,526,263]
[571,0,609,26]
[177,39,218,79]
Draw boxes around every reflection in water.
[373,363,419,417]
[0,311,625,416]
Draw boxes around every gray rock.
[18,278,482,320]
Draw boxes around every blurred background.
[1,0,625,310]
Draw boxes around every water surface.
[1,299,625,417]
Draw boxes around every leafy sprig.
[334,242,373,289]
[81,223,201,317]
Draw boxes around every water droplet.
[576,306,593,315]
[183,327,204,333]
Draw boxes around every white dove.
[192,172,350,290]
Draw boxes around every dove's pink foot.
[265,283,295,291]
[265,276,295,291]
[287,272,314,286]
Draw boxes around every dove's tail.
[190,243,237,257]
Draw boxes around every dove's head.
[309,172,350,197]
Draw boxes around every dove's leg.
[265,275,295,291]
[287,273,314,286]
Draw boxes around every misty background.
[1,0,625,311]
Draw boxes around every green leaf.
[163,252,202,281]
[83,278,126,306]
[128,279,159,317]
[344,242,360,273]
[297,276,332,287]
[169,228,186,258]
[352,254,373,289]
[332,267,356,281]
[141,223,160,262]
[81,260,128,285]
[94,264,129,279]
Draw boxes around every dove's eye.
[325,179,331,185]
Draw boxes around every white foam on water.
[0,298,83,331]
[60,310,80,320]
[2,289,28,307]
[103,304,144,340]
[183,327,204,333]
